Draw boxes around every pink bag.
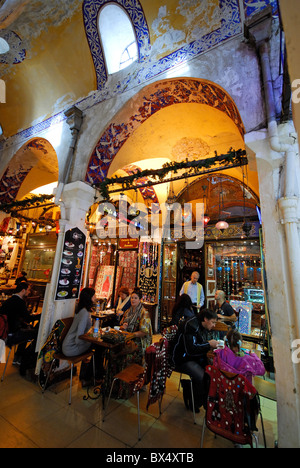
[213,346,265,383]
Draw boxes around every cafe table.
[79,328,135,407]
[91,309,116,326]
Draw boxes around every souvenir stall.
[87,239,119,307]
[0,194,59,297]
[138,241,160,332]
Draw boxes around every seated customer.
[15,270,28,286]
[62,287,95,357]
[62,287,102,384]
[120,287,152,364]
[213,329,265,383]
[0,282,38,368]
[214,290,237,326]
[172,309,219,412]
[170,293,195,326]
[112,286,131,325]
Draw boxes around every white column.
[246,132,300,448]
[36,181,94,369]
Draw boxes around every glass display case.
[206,239,265,339]
[161,242,177,326]
[22,232,57,282]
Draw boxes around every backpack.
[0,314,8,342]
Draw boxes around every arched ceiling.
[0,138,58,203]
[107,102,257,205]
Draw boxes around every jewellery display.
[138,242,159,303]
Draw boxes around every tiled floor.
[0,347,278,449]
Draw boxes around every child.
[213,329,265,383]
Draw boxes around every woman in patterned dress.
[120,287,152,363]
[106,287,152,398]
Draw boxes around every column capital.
[59,181,95,226]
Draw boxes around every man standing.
[180,271,205,312]
[214,290,237,326]
[0,282,38,366]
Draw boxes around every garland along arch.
[93,149,248,201]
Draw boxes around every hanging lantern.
[215,220,229,232]
[215,181,228,233]
[242,221,252,237]
[202,184,210,225]
[203,213,210,225]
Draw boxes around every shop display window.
[209,239,263,300]
[206,239,265,339]
[23,232,57,281]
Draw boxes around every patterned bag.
[38,319,68,390]
[205,365,259,447]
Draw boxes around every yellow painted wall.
[2,10,96,136]
[142,0,220,59]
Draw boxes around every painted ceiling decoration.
[0,0,80,72]
[0,30,25,64]
[122,164,159,206]
[0,137,58,203]
[82,0,278,94]
[0,164,32,203]
[85,78,245,186]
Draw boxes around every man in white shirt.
[180,271,205,311]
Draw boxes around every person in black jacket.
[170,293,195,326]
[0,282,38,366]
[172,309,219,412]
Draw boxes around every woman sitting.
[170,293,195,326]
[213,329,265,383]
[120,287,153,364]
[62,287,95,357]
[112,286,131,324]
[107,287,152,399]
[62,287,102,385]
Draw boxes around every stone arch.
[0,137,59,203]
[85,77,245,188]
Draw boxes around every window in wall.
[0,38,9,54]
[98,4,138,74]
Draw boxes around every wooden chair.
[201,365,267,448]
[214,320,230,332]
[102,363,147,441]
[161,325,197,424]
[1,336,34,382]
[42,317,95,405]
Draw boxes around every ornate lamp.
[215,180,228,233]
[202,184,210,225]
